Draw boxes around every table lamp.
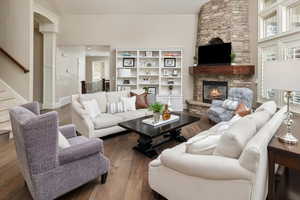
[264,60,300,144]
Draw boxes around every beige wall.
[57,14,198,102]
[0,0,34,100]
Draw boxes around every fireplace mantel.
[189,65,255,76]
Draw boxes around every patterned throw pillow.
[121,96,136,112]
[222,99,239,110]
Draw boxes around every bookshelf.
[115,48,183,97]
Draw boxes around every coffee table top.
[119,113,200,138]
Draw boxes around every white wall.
[58,14,198,102]
[0,0,34,100]
[56,46,85,104]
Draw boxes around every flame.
[210,89,222,98]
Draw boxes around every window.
[263,0,277,9]
[288,3,300,30]
[284,45,300,104]
[261,47,277,98]
[263,12,278,37]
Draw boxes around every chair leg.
[101,172,108,184]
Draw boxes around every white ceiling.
[47,0,208,15]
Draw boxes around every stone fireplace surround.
[187,73,255,116]
[187,0,256,116]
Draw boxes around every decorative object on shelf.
[148,103,164,123]
[264,60,300,145]
[121,53,133,57]
[164,58,176,67]
[167,79,175,85]
[230,53,236,64]
[162,104,171,121]
[123,58,135,67]
[163,69,169,76]
[148,87,157,95]
[168,85,174,95]
[143,87,149,94]
[172,70,178,77]
[123,79,130,85]
[145,62,153,67]
[145,69,151,75]
[146,51,153,57]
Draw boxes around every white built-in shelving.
[115,48,183,97]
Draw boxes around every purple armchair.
[9,102,109,200]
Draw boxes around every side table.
[267,117,300,200]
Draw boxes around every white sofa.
[71,90,153,138]
[149,102,287,200]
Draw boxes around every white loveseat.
[71,90,153,138]
[149,102,287,200]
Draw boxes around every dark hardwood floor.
[0,106,211,200]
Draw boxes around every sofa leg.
[101,172,108,184]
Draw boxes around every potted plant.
[230,53,236,65]
[148,102,164,123]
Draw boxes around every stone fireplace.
[186,0,256,116]
[203,81,228,104]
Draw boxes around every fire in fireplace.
[203,81,228,104]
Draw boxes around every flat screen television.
[198,43,232,65]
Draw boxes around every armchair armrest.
[211,100,224,107]
[160,149,253,180]
[59,138,103,165]
[59,124,77,139]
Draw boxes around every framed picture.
[123,58,135,68]
[164,58,176,67]
[148,87,157,95]
[123,79,130,85]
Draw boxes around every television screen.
[198,43,232,65]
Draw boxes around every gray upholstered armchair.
[207,88,253,123]
[9,102,109,200]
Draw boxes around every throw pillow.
[130,92,148,109]
[222,99,239,110]
[82,99,101,119]
[121,96,136,111]
[186,135,221,155]
[213,117,257,158]
[107,102,117,114]
[235,103,251,117]
[58,131,71,149]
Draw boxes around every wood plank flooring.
[0,106,211,200]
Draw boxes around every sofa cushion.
[186,135,221,155]
[245,111,271,131]
[81,99,101,119]
[106,91,129,103]
[255,101,277,116]
[214,117,257,158]
[114,109,150,121]
[92,113,124,129]
[79,92,107,113]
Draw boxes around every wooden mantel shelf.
[189,65,255,76]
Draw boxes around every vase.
[162,104,171,121]
[153,112,160,123]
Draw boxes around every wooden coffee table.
[119,113,200,158]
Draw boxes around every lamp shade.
[264,60,300,92]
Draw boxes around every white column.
[40,24,58,109]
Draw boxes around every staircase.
[0,79,27,138]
